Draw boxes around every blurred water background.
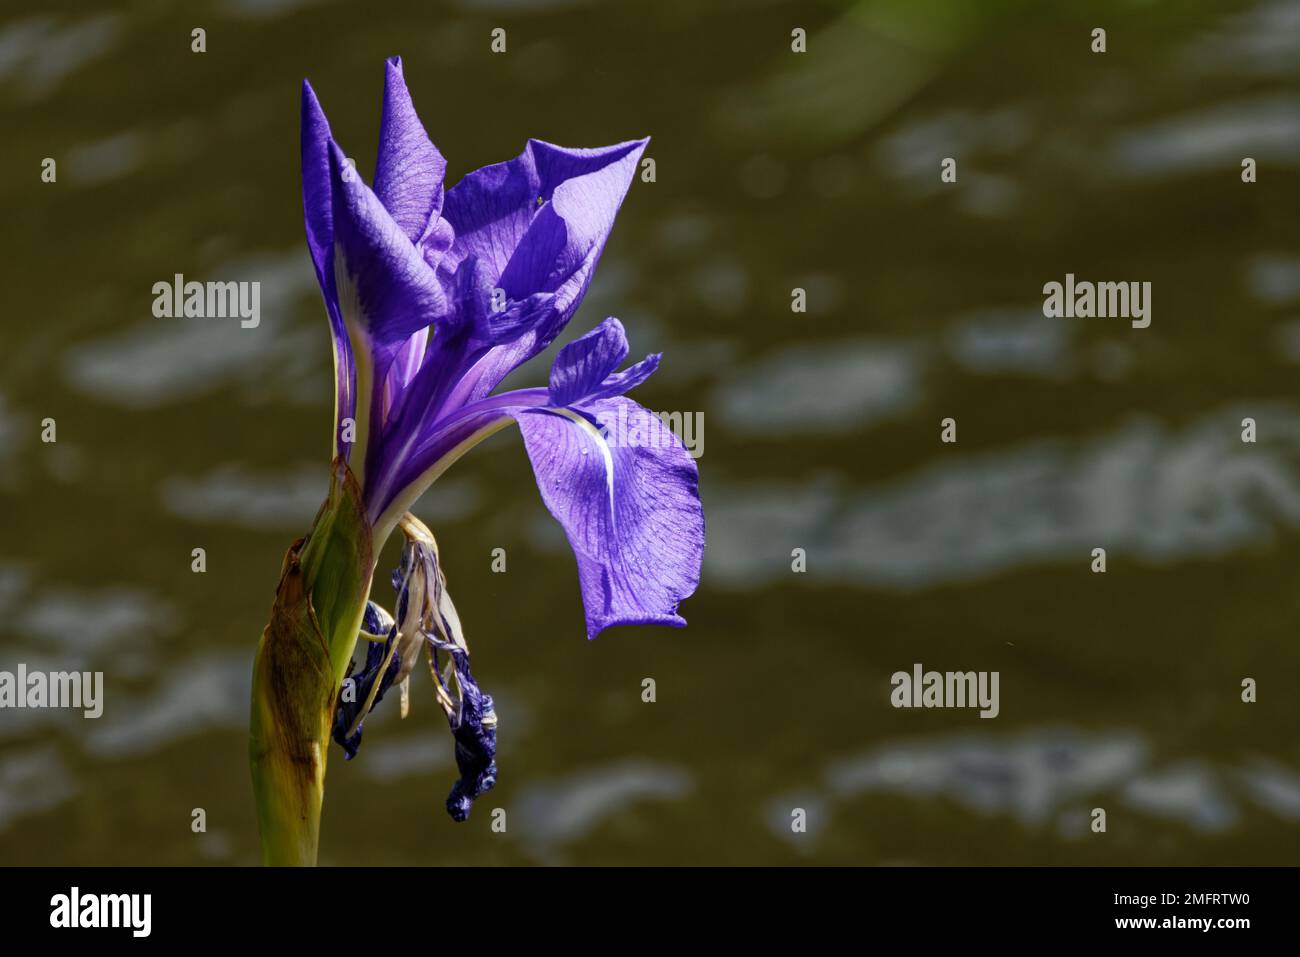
[2,0,1299,864]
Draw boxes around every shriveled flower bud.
[331,513,497,820]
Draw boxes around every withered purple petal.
[443,648,497,822]
[331,602,401,759]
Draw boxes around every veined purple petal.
[373,56,449,254]
[301,79,356,459]
[369,255,492,471]
[593,352,660,400]
[370,262,557,496]
[549,317,661,407]
[514,396,703,639]
[439,149,542,285]
[441,138,645,286]
[368,387,550,528]
[369,389,703,642]
[383,325,428,420]
[421,217,455,270]
[548,316,629,407]
[328,140,448,350]
[372,319,659,531]
[301,80,335,300]
[434,138,648,407]
[448,254,494,336]
[496,140,646,306]
[479,292,557,346]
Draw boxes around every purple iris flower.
[301,56,704,641]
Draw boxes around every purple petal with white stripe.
[514,396,704,639]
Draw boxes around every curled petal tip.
[587,611,688,642]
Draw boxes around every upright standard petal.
[301,80,336,298]
[439,138,648,287]
[435,138,648,407]
[513,396,704,639]
[301,80,356,460]
[373,56,449,252]
[371,57,453,422]
[496,139,647,309]
[328,141,448,351]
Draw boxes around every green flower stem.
[249,459,374,866]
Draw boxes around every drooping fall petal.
[514,396,704,639]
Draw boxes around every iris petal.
[514,396,704,639]
[300,80,356,459]
[435,138,648,407]
[301,80,336,302]
[548,317,662,408]
[373,319,661,533]
[327,140,447,350]
[373,56,449,252]
[548,316,629,407]
[383,326,428,420]
[593,352,660,400]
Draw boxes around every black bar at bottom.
[0,866,1286,942]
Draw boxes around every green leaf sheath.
[249,459,374,866]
